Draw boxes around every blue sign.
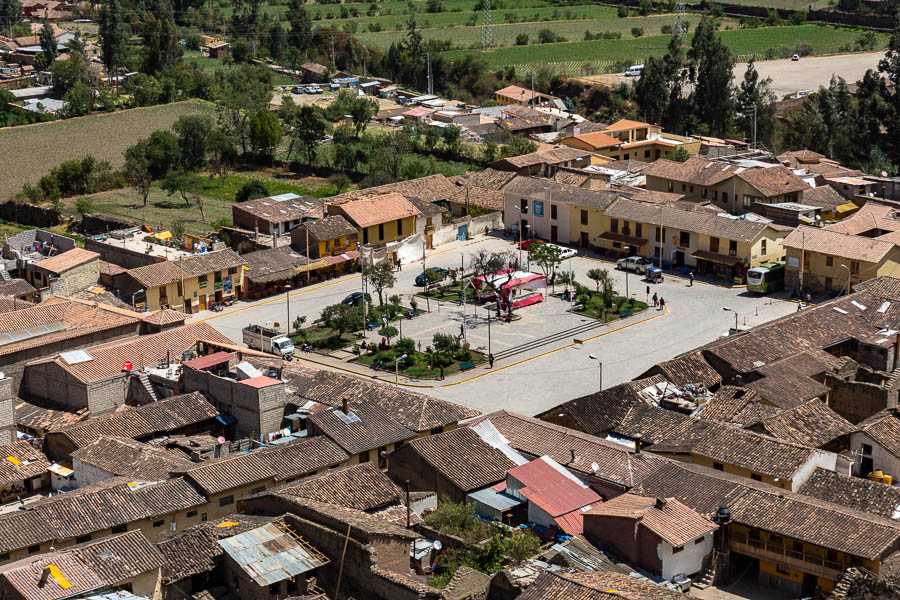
[533,201,544,217]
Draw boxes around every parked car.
[792,53,800,61]
[517,238,543,250]
[291,86,303,94]
[342,292,372,306]
[616,256,653,274]
[624,64,644,77]
[546,243,577,260]
[415,267,450,286]
[306,86,323,94]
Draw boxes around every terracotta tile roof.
[562,131,621,150]
[691,427,816,480]
[642,156,738,186]
[271,360,479,431]
[0,440,51,487]
[782,225,895,264]
[492,146,591,169]
[737,165,809,197]
[752,399,855,448]
[0,279,36,296]
[858,409,900,458]
[31,248,99,275]
[404,427,515,492]
[743,373,828,410]
[503,176,621,211]
[125,249,244,289]
[15,399,89,433]
[604,197,772,243]
[328,192,422,229]
[518,570,684,600]
[797,468,900,519]
[262,436,349,483]
[642,351,722,389]
[142,309,186,326]
[778,149,826,162]
[28,322,232,383]
[551,169,591,187]
[70,436,195,481]
[232,194,323,223]
[802,184,846,210]
[456,168,518,191]
[272,462,402,511]
[277,496,419,539]
[603,118,654,132]
[601,159,652,174]
[447,185,505,211]
[586,494,717,547]
[242,245,312,284]
[300,215,358,241]
[0,477,207,552]
[825,204,900,236]
[697,386,769,424]
[0,297,141,357]
[0,295,34,313]
[545,375,667,435]
[50,392,220,449]
[472,411,667,488]
[308,404,416,456]
[494,84,544,102]
[331,174,459,204]
[70,289,133,311]
[634,461,900,560]
[612,404,712,448]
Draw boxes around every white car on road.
[546,243,577,260]
[616,256,653,274]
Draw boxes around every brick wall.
[182,367,287,437]
[86,376,129,415]
[55,259,101,296]
[828,378,896,424]
[0,378,14,446]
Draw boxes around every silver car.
[616,256,652,274]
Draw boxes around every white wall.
[71,458,117,489]
[503,192,570,244]
[658,532,713,580]
[791,449,853,490]
[851,431,900,479]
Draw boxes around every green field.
[442,24,888,72]
[0,100,217,202]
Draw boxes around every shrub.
[617,5,628,17]
[433,332,460,352]
[661,24,672,34]
[515,32,529,45]
[75,196,94,215]
[234,179,269,203]
[396,337,416,355]
[631,27,644,37]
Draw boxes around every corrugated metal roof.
[218,521,329,586]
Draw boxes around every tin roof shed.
[218,520,329,586]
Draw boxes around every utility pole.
[752,103,757,150]
[330,36,336,64]
[481,0,492,49]
[530,70,535,108]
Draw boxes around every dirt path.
[734,52,884,98]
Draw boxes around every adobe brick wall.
[828,378,896,424]
[182,367,288,437]
[0,381,13,446]
[24,362,127,415]
[55,259,101,296]
[86,376,129,415]
[583,513,662,575]
[388,444,469,503]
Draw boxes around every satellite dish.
[591,462,599,472]
[433,540,443,551]
[217,436,226,443]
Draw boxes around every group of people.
[651,293,666,311]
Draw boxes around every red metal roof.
[508,457,600,518]
[241,375,283,389]
[554,510,587,536]
[321,250,360,265]
[183,351,235,370]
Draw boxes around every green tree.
[378,325,398,344]
[122,151,153,206]
[140,0,182,73]
[62,82,94,117]
[442,125,462,156]
[216,66,274,156]
[688,17,734,136]
[365,261,397,305]
[286,0,313,53]
[51,49,92,96]
[349,96,377,136]
[665,146,691,162]
[0,0,22,38]
[235,179,269,203]
[162,171,204,219]
[280,98,330,164]
[40,18,58,66]
[248,109,283,159]
[125,130,182,182]
[207,128,237,178]
[528,242,561,290]
[424,125,441,150]
[173,114,215,170]
[98,0,129,94]
[631,27,644,38]
[735,59,777,149]
[76,196,94,215]
[879,17,900,170]
[320,303,363,337]
[128,73,162,107]
[469,248,518,317]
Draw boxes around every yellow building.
[559,119,701,162]
[120,249,245,313]
[594,198,787,281]
[291,215,359,259]
[327,192,421,249]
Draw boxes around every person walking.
[439,365,445,380]
[689,272,694,287]
[397,258,402,272]
[489,353,494,368]
[659,297,665,311]
[652,292,658,307]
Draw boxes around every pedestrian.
[397,258,402,272]
[689,272,694,286]
[797,302,802,312]
[489,353,494,368]
[806,292,812,306]
[652,292,658,307]
[439,365,445,380]
[460,323,464,337]
[659,297,665,310]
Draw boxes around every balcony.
[729,534,845,580]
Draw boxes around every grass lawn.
[418,282,475,303]
[0,100,216,202]
[441,24,888,71]
[291,326,358,351]
[354,348,486,379]
[572,292,649,322]
[179,173,341,202]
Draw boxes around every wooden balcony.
[729,534,844,581]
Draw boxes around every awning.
[322,251,361,265]
[836,202,858,214]
[216,414,237,426]
[294,259,329,273]
[691,250,742,266]
[597,232,647,247]
[48,462,73,478]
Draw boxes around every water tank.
[715,506,731,524]
[885,475,894,486]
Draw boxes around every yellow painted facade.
[141,266,244,312]
[785,245,900,294]
[691,454,789,490]
[357,216,416,246]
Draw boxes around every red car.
[517,238,543,250]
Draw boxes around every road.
[193,235,798,417]
[734,52,883,98]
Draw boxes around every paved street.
[192,235,799,417]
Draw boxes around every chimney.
[570,449,576,464]
[633,434,642,454]
[342,397,349,415]
[39,567,50,587]
[655,497,667,509]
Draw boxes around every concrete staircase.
[692,566,715,590]
[134,372,158,402]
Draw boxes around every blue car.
[415,267,450,286]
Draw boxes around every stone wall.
[827,376,897,424]
[0,378,14,446]
[182,367,288,437]
[55,258,101,296]
[80,214,134,235]
[84,237,166,270]
[0,202,60,228]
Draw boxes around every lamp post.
[723,307,738,333]
[840,264,851,296]
[284,284,291,334]
[395,353,408,386]
[484,306,492,357]
[656,205,664,270]
[588,354,603,390]
[517,223,531,269]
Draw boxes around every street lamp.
[284,284,291,334]
[484,305,492,358]
[840,264,851,296]
[723,307,738,333]
[395,353,408,386]
[518,223,531,270]
[588,354,603,390]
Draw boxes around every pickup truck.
[243,324,294,357]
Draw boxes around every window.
[214,271,222,283]
[713,462,724,471]
[431,426,444,435]
[251,486,265,495]
[729,240,737,256]
[825,277,833,290]
[610,219,619,234]
[201,513,208,522]
[702,188,708,198]
[397,218,403,236]
[580,210,588,226]
[667,181,673,192]
[644,150,650,158]
[27,545,40,555]
[695,537,705,545]
[186,511,198,518]
[751,474,762,481]
[744,195,752,208]
[153,520,164,528]
[681,184,686,192]
[624,153,629,160]
[111,524,127,534]
[612,242,622,248]
[679,231,690,247]
[228,267,237,275]
[761,239,767,255]
[635,223,642,238]
[551,204,557,220]
[776,564,791,576]
[722,192,728,204]
[219,495,234,507]
[713,190,718,200]
[710,237,719,253]
[76,534,91,543]
[0,553,9,562]
[672,545,684,554]
[378,223,385,241]
[325,240,330,252]
[198,274,207,289]
[689,185,694,193]
[862,443,873,456]
[359,451,371,463]
[826,255,833,267]
[656,227,666,242]
[363,228,369,244]
[269,584,280,595]
[622,221,631,236]
[851,261,860,275]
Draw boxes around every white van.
[624,64,644,77]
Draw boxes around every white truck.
[242,324,294,357]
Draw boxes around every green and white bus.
[747,261,786,294]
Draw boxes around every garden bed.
[570,290,648,322]
[417,281,476,304]
[352,345,487,379]
[291,326,358,351]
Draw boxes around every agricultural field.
[441,24,888,73]
[0,101,216,202]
